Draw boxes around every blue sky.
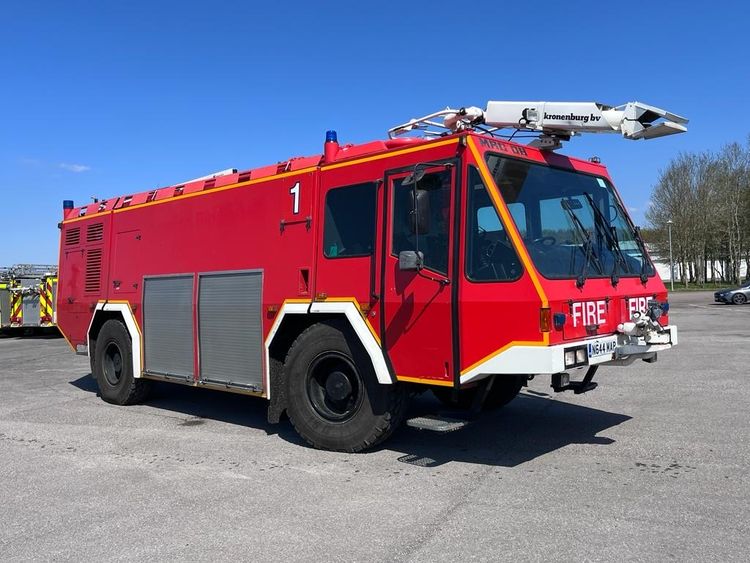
[1,1,748,264]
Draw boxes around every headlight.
[564,350,575,366]
[575,348,586,364]
[564,345,588,368]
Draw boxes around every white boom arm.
[480,101,688,140]
[390,100,688,145]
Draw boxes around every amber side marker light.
[540,307,551,332]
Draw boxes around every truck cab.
[314,131,676,395]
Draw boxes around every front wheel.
[93,319,151,405]
[732,293,747,305]
[284,320,408,452]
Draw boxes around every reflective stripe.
[89,302,143,378]
[10,294,22,321]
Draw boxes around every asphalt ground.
[1,291,748,562]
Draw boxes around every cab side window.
[323,182,376,258]
[392,170,451,275]
[466,166,522,281]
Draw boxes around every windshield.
[485,153,654,280]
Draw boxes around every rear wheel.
[284,320,408,452]
[94,319,151,405]
[732,293,747,305]
[89,338,96,375]
[432,376,525,410]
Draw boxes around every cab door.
[381,164,457,384]
[315,168,381,311]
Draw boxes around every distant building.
[647,245,747,283]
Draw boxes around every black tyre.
[732,293,747,305]
[432,376,524,410]
[94,319,151,405]
[284,320,408,452]
[89,338,96,375]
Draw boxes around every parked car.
[714,282,750,305]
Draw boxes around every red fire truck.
[57,100,686,451]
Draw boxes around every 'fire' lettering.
[571,300,607,327]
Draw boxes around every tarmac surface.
[1,291,748,561]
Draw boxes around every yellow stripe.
[57,324,77,352]
[11,293,21,315]
[63,138,460,225]
[396,375,454,387]
[46,282,53,316]
[62,165,317,224]
[467,137,548,311]
[290,296,382,346]
[321,138,459,171]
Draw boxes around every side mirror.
[399,250,424,271]
[410,189,431,235]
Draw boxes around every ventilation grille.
[85,249,103,293]
[65,228,81,246]
[86,223,104,242]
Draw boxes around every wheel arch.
[264,301,392,423]
[88,302,142,378]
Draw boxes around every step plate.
[406,415,469,433]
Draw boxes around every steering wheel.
[483,238,514,260]
[477,238,516,279]
[531,235,556,246]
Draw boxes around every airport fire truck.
[57,100,686,451]
[0,264,58,331]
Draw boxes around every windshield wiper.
[560,198,603,288]
[633,226,650,283]
[582,192,630,286]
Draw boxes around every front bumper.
[714,294,729,303]
[460,325,678,384]
[607,325,677,365]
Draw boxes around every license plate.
[587,337,617,358]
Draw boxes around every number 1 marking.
[290,182,300,214]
